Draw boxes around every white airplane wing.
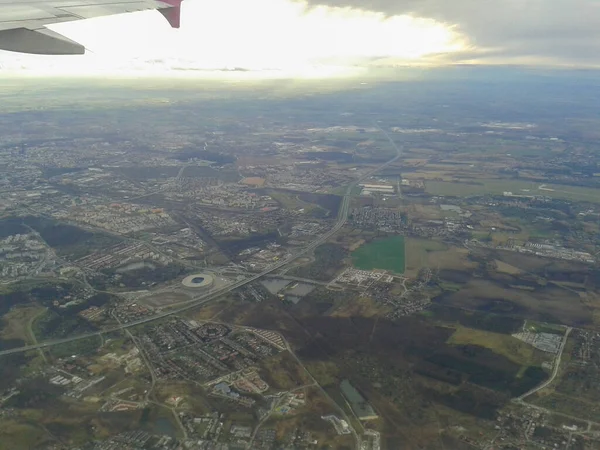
[0,0,182,55]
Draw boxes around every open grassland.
[304,361,339,387]
[524,320,565,335]
[265,410,355,449]
[437,278,592,327]
[403,171,456,181]
[425,180,600,203]
[405,238,448,272]
[267,189,321,214]
[141,292,191,307]
[0,306,46,345]
[405,239,473,277]
[190,298,236,321]
[0,420,49,450]
[405,204,455,220]
[259,351,312,391]
[329,295,391,318]
[352,236,405,273]
[494,260,523,275]
[448,326,549,367]
[532,392,600,423]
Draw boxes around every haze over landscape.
[2,1,600,449]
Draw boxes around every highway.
[0,126,402,357]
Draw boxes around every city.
[1,73,600,449]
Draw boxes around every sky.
[0,0,598,76]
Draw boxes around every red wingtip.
[159,1,181,28]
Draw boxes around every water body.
[261,279,291,294]
[152,417,177,438]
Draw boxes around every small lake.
[152,417,177,437]
[261,279,291,294]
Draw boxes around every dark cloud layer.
[307,0,600,65]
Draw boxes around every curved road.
[0,126,402,357]
[517,326,572,401]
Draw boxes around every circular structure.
[182,273,214,289]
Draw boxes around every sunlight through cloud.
[1,0,469,76]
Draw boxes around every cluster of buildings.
[480,408,589,450]
[88,430,178,450]
[150,227,205,259]
[191,208,285,237]
[522,242,595,264]
[0,232,55,281]
[136,320,283,385]
[166,178,275,210]
[305,126,378,134]
[75,242,171,273]
[289,222,327,239]
[239,160,357,194]
[212,381,256,407]
[334,268,395,289]
[513,331,563,354]
[99,347,144,375]
[232,370,269,393]
[234,282,270,302]
[252,428,277,449]
[322,415,351,435]
[359,182,396,196]
[383,269,433,319]
[55,203,176,235]
[349,206,405,232]
[78,306,105,321]
[238,243,290,272]
[111,302,155,323]
[271,390,306,415]
[45,367,108,400]
[180,411,224,443]
[571,329,600,365]
[362,430,381,450]
[178,405,317,448]
[473,239,596,264]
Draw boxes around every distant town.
[1,75,600,449]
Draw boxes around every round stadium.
[182,273,214,289]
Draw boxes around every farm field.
[404,238,451,274]
[352,235,406,273]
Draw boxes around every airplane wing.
[0,0,182,55]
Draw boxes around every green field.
[352,236,405,273]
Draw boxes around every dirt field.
[405,239,473,277]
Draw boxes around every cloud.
[0,0,468,76]
[1,0,597,75]
[305,0,600,66]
